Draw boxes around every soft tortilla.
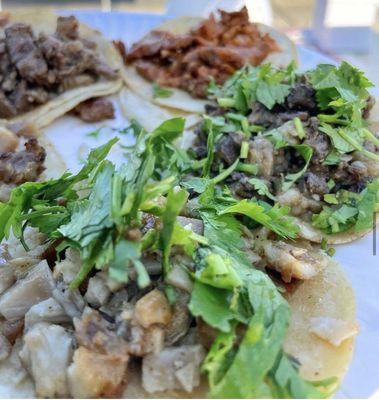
[119,87,201,132]
[121,17,297,114]
[0,11,123,132]
[122,259,356,398]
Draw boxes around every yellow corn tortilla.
[0,11,123,132]
[122,259,356,398]
[121,17,298,114]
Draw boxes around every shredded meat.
[0,139,46,185]
[72,97,115,122]
[124,7,278,98]
[0,16,118,118]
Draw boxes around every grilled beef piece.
[248,102,309,129]
[56,16,79,40]
[286,83,317,112]
[0,91,15,118]
[4,23,48,85]
[125,7,278,98]
[216,133,243,165]
[72,97,115,122]
[12,80,49,113]
[304,117,330,162]
[0,138,46,184]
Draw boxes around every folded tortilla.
[121,17,297,115]
[0,11,123,132]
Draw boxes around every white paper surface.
[44,11,378,399]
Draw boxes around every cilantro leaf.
[189,281,236,332]
[152,83,173,98]
[160,188,189,274]
[220,200,299,239]
[249,178,277,201]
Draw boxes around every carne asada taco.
[0,121,357,398]
[119,7,297,114]
[0,11,122,132]
[181,61,379,244]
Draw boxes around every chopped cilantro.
[152,83,173,98]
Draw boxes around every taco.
[0,124,356,398]
[0,11,122,132]
[0,127,66,202]
[118,7,297,114]
[178,61,379,244]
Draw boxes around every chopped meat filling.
[72,97,115,122]
[124,7,278,98]
[0,138,46,185]
[0,16,118,118]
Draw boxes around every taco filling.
[0,15,118,118]
[0,126,351,398]
[184,62,379,237]
[123,7,279,98]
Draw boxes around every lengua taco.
[118,7,297,114]
[180,61,379,244]
[0,11,123,132]
[0,122,357,398]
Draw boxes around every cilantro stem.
[293,117,305,139]
[249,124,263,133]
[362,128,379,148]
[133,260,151,288]
[318,114,349,125]
[240,141,249,159]
[218,97,235,108]
[236,162,258,175]
[212,158,239,184]
[338,129,379,161]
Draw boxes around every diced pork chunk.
[142,345,205,393]
[0,260,55,320]
[309,317,359,347]
[277,187,322,217]
[0,333,11,360]
[68,308,129,398]
[52,284,85,319]
[19,322,73,398]
[24,297,70,330]
[164,290,191,345]
[84,273,111,307]
[0,262,15,295]
[260,240,328,282]
[134,289,171,328]
[68,346,128,398]
[74,308,129,356]
[53,248,81,284]
[0,339,35,398]
[248,136,274,178]
[127,324,165,357]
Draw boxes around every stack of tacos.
[0,6,377,399]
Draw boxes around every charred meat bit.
[0,138,46,185]
[286,83,317,113]
[72,97,115,122]
[125,7,278,98]
[4,23,48,85]
[56,16,79,41]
